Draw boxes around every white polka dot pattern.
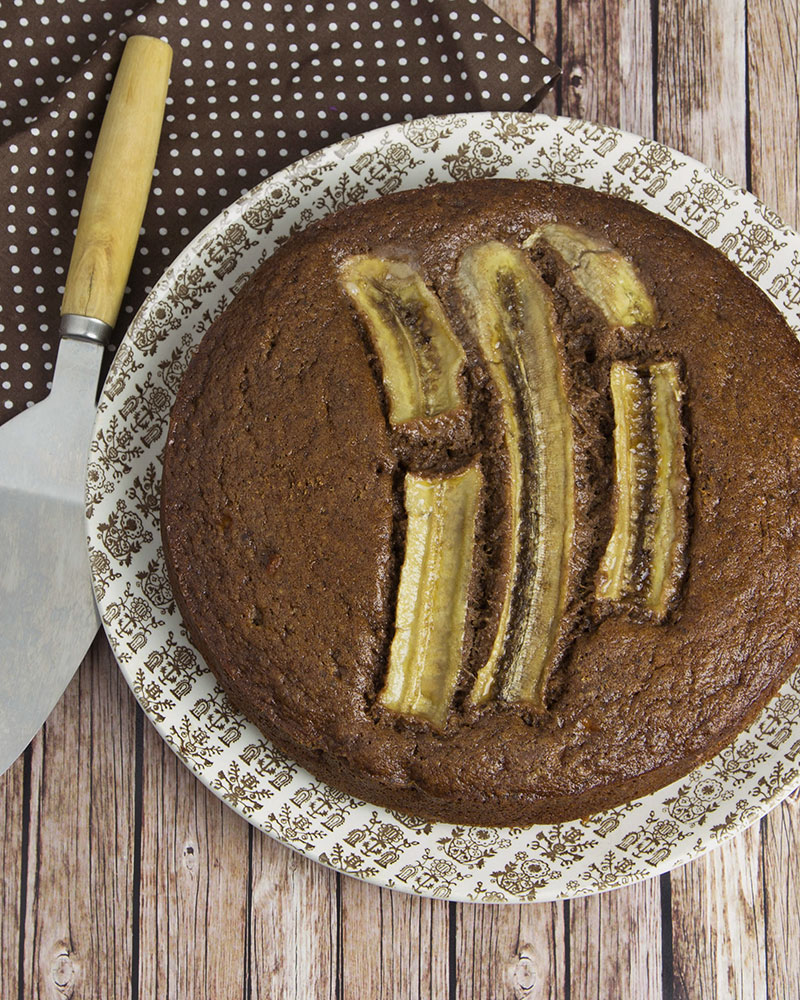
[0,0,557,422]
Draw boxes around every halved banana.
[595,362,653,602]
[523,223,657,328]
[596,360,688,618]
[455,242,575,709]
[339,255,466,425]
[645,361,689,617]
[379,463,482,727]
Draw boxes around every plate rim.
[86,110,800,903]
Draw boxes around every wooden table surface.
[2,1,799,997]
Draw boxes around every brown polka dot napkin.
[0,0,558,423]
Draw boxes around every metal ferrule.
[59,314,113,346]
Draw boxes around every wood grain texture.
[657,0,748,183]
[340,880,449,999]
[748,0,800,227]
[23,640,136,1000]
[61,36,172,326]
[455,900,567,999]
[761,792,800,999]
[0,750,24,999]
[137,712,250,999]
[670,824,766,1000]
[619,0,655,137]
[561,0,621,123]
[570,877,662,999]
[560,0,654,132]
[530,0,559,114]
[250,834,338,999]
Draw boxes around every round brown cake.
[161,179,800,826]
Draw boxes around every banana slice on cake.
[644,361,690,617]
[524,226,687,617]
[523,223,656,328]
[339,255,466,425]
[379,463,482,727]
[356,232,683,724]
[595,362,655,601]
[597,360,689,618]
[455,242,575,710]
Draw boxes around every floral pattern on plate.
[86,112,800,902]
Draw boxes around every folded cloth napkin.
[0,0,558,423]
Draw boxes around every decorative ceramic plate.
[86,113,800,903]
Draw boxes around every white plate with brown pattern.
[86,112,800,903]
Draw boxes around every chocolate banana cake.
[161,179,800,826]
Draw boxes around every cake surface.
[161,179,800,826]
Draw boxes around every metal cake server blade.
[0,335,104,773]
[0,36,172,776]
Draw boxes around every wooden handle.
[61,36,172,326]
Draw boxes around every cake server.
[0,36,172,777]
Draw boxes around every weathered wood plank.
[619,0,656,137]
[561,0,619,123]
[455,901,567,1000]
[137,711,250,999]
[560,0,654,132]
[748,0,800,226]
[657,0,748,183]
[432,12,566,994]
[250,834,337,999]
[670,824,766,1000]
[22,641,136,999]
[0,749,24,998]
[529,0,560,115]
[761,792,800,999]
[340,879,449,999]
[464,16,556,987]
[570,879,662,1000]
[560,0,643,127]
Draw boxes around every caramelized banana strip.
[597,361,688,618]
[455,242,575,709]
[523,223,657,328]
[596,363,653,601]
[339,255,466,425]
[645,362,688,617]
[379,464,481,727]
